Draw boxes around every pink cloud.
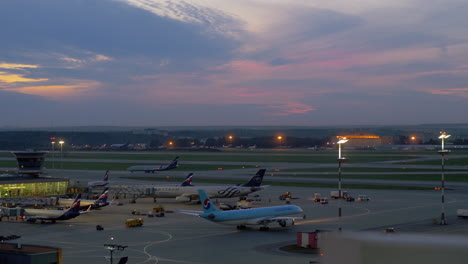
[428,88,468,97]
[263,102,315,116]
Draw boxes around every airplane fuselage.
[153,185,261,199]
[23,208,80,221]
[200,205,303,225]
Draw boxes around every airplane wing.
[176,209,203,216]
[80,205,93,214]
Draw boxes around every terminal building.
[0,151,69,199]
[340,131,393,148]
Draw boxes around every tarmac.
[2,168,468,264]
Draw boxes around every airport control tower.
[11,151,48,177]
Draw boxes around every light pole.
[104,244,127,264]
[337,137,349,231]
[228,135,233,147]
[50,139,56,169]
[277,136,283,147]
[59,140,64,169]
[438,131,451,225]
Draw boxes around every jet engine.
[278,219,294,227]
[175,195,191,202]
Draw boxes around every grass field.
[272,173,468,181]
[399,158,468,166]
[5,151,425,163]
[280,167,468,172]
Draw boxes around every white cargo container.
[457,209,468,218]
[330,190,348,199]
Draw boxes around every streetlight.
[337,136,349,231]
[104,244,127,264]
[59,140,64,169]
[277,136,283,147]
[228,135,233,147]
[50,138,56,169]
[438,131,451,225]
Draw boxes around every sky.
[1,0,468,127]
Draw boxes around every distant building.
[341,131,382,148]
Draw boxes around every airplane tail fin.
[243,169,266,187]
[103,170,110,182]
[167,156,179,169]
[68,194,81,214]
[180,173,194,186]
[197,189,219,213]
[95,188,109,204]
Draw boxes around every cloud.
[0,63,39,70]
[0,72,48,83]
[4,80,101,99]
[264,102,316,116]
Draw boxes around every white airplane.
[127,156,179,173]
[23,194,86,223]
[179,189,304,230]
[152,169,267,202]
[56,188,110,210]
[88,170,110,187]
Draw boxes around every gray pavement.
[3,177,468,264]
[2,153,468,264]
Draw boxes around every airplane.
[151,169,267,202]
[179,189,304,230]
[127,156,179,173]
[22,194,85,223]
[56,188,110,210]
[88,170,110,187]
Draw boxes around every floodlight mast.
[438,131,451,225]
[336,137,349,231]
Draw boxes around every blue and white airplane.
[127,156,179,173]
[23,194,85,223]
[179,189,304,230]
[88,170,110,187]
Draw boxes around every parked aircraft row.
[151,169,267,202]
[88,168,267,202]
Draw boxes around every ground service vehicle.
[357,194,370,201]
[330,190,349,199]
[313,193,321,202]
[279,192,292,200]
[125,218,143,227]
[152,205,165,217]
